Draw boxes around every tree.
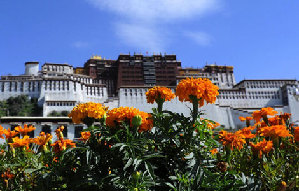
[4,95,42,116]
[0,100,8,117]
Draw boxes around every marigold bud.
[132,115,142,127]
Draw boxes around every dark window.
[11,125,20,137]
[42,125,51,134]
[15,82,17,91]
[1,82,4,92]
[9,82,12,92]
[62,126,68,138]
[75,126,83,139]
[11,125,18,131]
[27,125,35,138]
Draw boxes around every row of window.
[43,65,68,72]
[45,81,70,91]
[9,125,84,139]
[46,102,76,106]
[219,95,280,99]
[245,81,295,88]
[1,81,41,92]
[86,86,104,96]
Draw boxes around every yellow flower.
[79,131,91,142]
[176,78,219,107]
[51,139,76,154]
[0,125,4,139]
[106,107,153,132]
[146,86,175,104]
[3,129,19,140]
[33,132,52,146]
[15,124,36,136]
[9,136,31,149]
[55,126,65,140]
[68,102,108,124]
[250,139,273,158]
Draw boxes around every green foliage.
[0,100,8,117]
[0,105,298,190]
[48,110,69,117]
[0,95,42,117]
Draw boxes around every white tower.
[25,62,39,76]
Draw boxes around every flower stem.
[190,95,199,123]
[156,96,164,113]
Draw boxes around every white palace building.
[0,57,298,141]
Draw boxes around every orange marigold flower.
[210,148,218,155]
[79,131,91,142]
[9,136,30,149]
[106,107,153,132]
[3,128,19,140]
[200,119,220,130]
[260,107,278,116]
[294,126,299,142]
[15,124,36,136]
[33,132,52,146]
[146,86,175,104]
[250,139,273,158]
[175,78,219,107]
[239,116,253,127]
[68,102,108,124]
[239,116,253,122]
[252,107,278,123]
[53,157,59,163]
[1,169,14,179]
[279,112,291,122]
[278,113,291,125]
[51,139,76,154]
[0,125,4,139]
[218,130,246,150]
[259,125,292,139]
[238,126,256,139]
[268,116,281,126]
[55,126,65,140]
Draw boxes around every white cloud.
[115,22,166,52]
[184,31,212,46]
[87,0,219,22]
[72,41,89,48]
[86,0,220,50]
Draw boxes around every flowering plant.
[146,86,175,112]
[0,84,298,190]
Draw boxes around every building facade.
[0,62,108,117]
[0,54,298,138]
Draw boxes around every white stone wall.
[0,119,88,144]
[286,85,299,125]
[117,86,299,129]
[0,80,41,101]
[118,87,239,129]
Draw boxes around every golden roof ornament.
[91,55,102,60]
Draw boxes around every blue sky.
[0,0,298,82]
